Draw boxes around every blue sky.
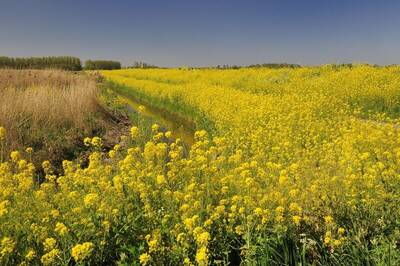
[0,0,399,66]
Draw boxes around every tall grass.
[0,70,99,169]
[0,69,88,90]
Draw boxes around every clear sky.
[0,0,399,67]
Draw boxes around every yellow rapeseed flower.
[196,231,210,246]
[84,137,91,147]
[292,215,301,226]
[91,137,102,148]
[1,237,15,258]
[151,124,159,133]
[25,249,36,261]
[130,126,139,139]
[84,193,99,207]
[139,253,151,265]
[41,249,60,265]
[71,242,95,263]
[55,222,69,236]
[43,238,57,252]
[195,246,208,266]
[156,174,166,185]
[10,151,20,162]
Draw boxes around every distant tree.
[84,60,121,70]
[126,61,160,69]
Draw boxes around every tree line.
[246,63,301,68]
[215,63,301,69]
[0,56,124,71]
[0,56,82,71]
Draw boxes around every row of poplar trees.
[0,56,82,71]
[0,56,122,71]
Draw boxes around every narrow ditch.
[113,91,196,147]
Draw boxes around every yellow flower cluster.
[71,242,95,263]
[41,248,60,265]
[54,222,69,236]
[84,136,103,149]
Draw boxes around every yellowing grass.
[0,70,99,170]
[0,70,98,141]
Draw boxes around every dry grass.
[0,70,100,169]
[0,69,87,90]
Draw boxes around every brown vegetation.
[0,70,103,172]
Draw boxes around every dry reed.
[0,70,98,153]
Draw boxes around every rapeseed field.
[1,65,400,265]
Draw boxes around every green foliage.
[84,60,121,70]
[0,56,82,71]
